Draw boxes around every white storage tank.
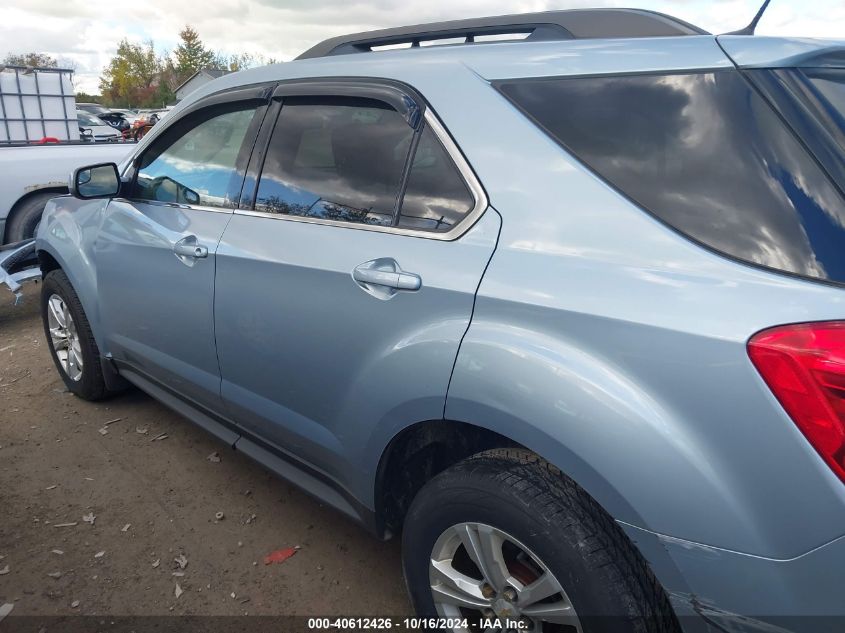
[0,66,79,143]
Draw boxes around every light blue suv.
[36,9,845,632]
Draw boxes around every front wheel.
[402,449,679,633]
[41,270,111,400]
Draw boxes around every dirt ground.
[0,283,410,618]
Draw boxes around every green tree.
[159,53,181,93]
[99,39,171,108]
[224,52,252,71]
[212,52,279,72]
[3,52,58,67]
[174,26,214,81]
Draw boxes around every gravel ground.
[0,283,410,618]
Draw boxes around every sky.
[2,0,844,94]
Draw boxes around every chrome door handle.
[352,258,422,299]
[396,272,422,291]
[352,267,421,290]
[173,239,208,259]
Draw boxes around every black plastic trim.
[238,99,281,210]
[271,78,424,129]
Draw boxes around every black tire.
[5,191,60,242]
[402,448,679,633]
[41,269,110,400]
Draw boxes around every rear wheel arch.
[375,417,646,538]
[375,416,695,622]
[375,420,520,537]
[374,416,643,533]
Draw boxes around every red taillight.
[748,322,845,483]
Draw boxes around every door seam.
[211,211,236,402]
[442,206,503,419]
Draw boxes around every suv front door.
[214,82,498,492]
[95,92,267,410]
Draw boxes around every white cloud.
[2,0,842,94]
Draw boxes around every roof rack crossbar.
[296,9,708,60]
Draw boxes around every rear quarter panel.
[442,73,845,562]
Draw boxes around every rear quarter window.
[497,71,845,285]
[805,68,845,126]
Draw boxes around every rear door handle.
[352,267,421,290]
[352,258,422,299]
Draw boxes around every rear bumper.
[621,523,845,633]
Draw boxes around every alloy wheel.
[429,522,581,632]
[47,293,83,381]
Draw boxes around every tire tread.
[409,447,680,633]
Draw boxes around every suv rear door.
[214,80,498,485]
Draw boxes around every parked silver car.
[35,9,845,632]
[76,110,120,142]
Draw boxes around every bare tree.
[3,52,58,68]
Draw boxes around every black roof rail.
[296,9,708,60]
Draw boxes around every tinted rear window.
[255,97,413,226]
[498,71,845,285]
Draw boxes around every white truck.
[1,65,135,242]
[0,66,135,301]
[0,142,133,242]
[0,142,133,303]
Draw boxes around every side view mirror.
[70,163,121,199]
